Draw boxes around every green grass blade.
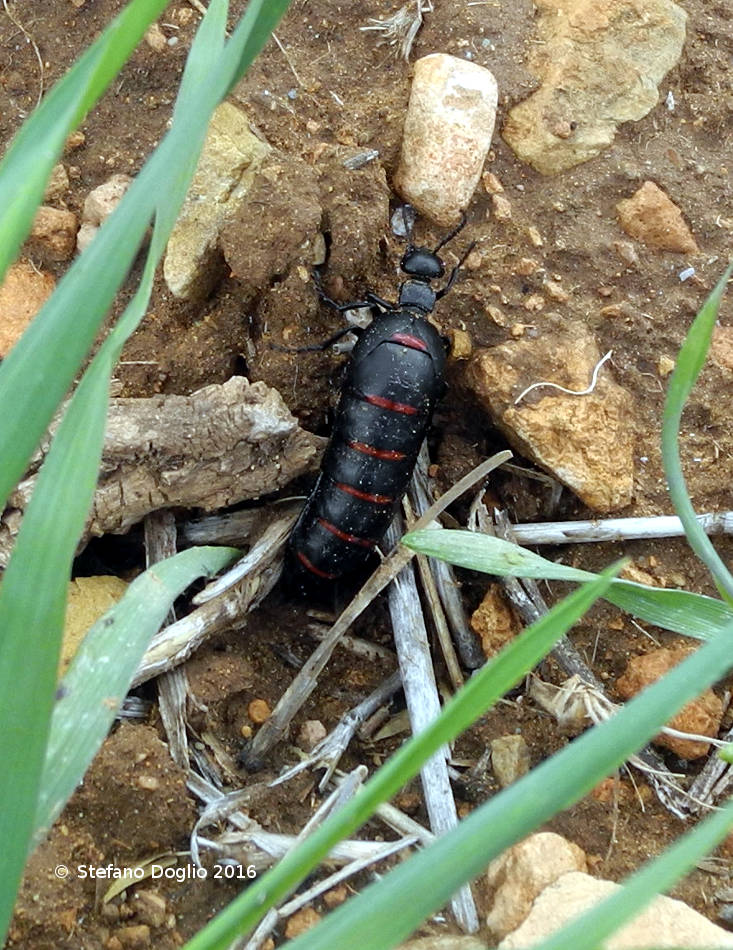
[403,528,733,640]
[224,0,293,93]
[0,0,293,513]
[33,545,239,845]
[0,0,292,939]
[662,264,733,601]
[535,795,733,950]
[281,617,733,950]
[182,569,619,950]
[0,0,169,283]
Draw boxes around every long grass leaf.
[403,528,733,640]
[662,264,733,601]
[33,545,239,845]
[225,0,293,94]
[0,1,292,940]
[182,569,619,950]
[280,616,733,950]
[0,0,169,283]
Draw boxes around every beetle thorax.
[398,279,437,313]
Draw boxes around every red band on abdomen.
[348,440,407,461]
[335,482,394,505]
[390,332,428,352]
[363,393,419,415]
[318,518,375,548]
[296,550,339,579]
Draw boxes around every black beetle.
[286,208,472,595]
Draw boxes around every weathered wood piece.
[0,376,323,566]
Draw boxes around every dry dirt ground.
[2,0,733,947]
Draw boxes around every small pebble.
[131,891,167,929]
[284,907,321,939]
[523,293,545,312]
[29,206,78,261]
[679,266,695,281]
[144,23,167,53]
[543,279,569,302]
[491,194,512,221]
[482,171,504,194]
[527,226,543,247]
[64,131,86,153]
[137,775,159,791]
[323,885,349,908]
[658,355,676,376]
[617,181,698,254]
[485,303,507,326]
[297,719,327,751]
[44,163,70,202]
[515,257,538,276]
[613,239,639,266]
[448,328,472,359]
[248,699,271,724]
[491,734,530,787]
[391,204,416,238]
[114,925,151,949]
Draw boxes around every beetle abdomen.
[287,311,445,589]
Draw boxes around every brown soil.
[2,0,733,947]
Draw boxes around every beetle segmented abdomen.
[287,311,445,591]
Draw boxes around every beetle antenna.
[432,212,467,254]
[435,239,476,299]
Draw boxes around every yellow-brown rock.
[29,205,78,260]
[0,260,55,357]
[616,646,723,759]
[503,0,686,174]
[471,584,520,658]
[61,575,129,676]
[616,181,698,253]
[465,322,634,511]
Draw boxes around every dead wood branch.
[0,377,322,566]
[132,511,295,686]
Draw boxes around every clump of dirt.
[3,0,733,945]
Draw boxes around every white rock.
[486,832,587,939]
[394,54,498,226]
[83,173,133,227]
[77,173,133,253]
[498,870,733,948]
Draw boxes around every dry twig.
[385,516,479,933]
[361,0,433,61]
[508,511,733,546]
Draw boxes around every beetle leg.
[365,291,397,311]
[271,324,360,354]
